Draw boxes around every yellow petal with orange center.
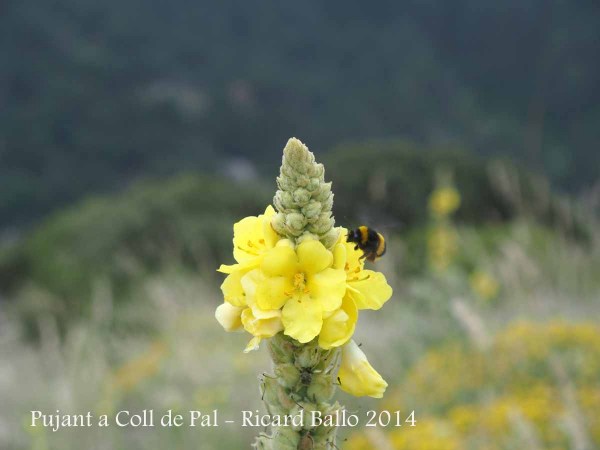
[232,206,276,263]
[255,276,292,310]
[344,241,364,274]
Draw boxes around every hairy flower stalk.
[216,138,393,449]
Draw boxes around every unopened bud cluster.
[272,138,338,249]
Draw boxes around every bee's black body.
[347,226,386,262]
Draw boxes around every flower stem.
[254,333,342,449]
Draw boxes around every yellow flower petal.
[308,268,346,313]
[347,271,393,310]
[248,303,281,319]
[220,270,247,307]
[255,276,292,310]
[218,258,260,274]
[241,307,283,338]
[261,245,298,277]
[338,340,387,398]
[232,216,264,263]
[215,303,244,332]
[319,296,357,349]
[244,336,262,353]
[297,240,333,274]
[344,241,365,274]
[332,243,347,270]
[240,268,264,303]
[282,294,323,343]
[217,263,237,274]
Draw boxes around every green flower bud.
[272,138,336,248]
[271,212,287,236]
[275,363,301,389]
[302,200,322,220]
[307,372,337,403]
[320,228,340,250]
[295,343,321,368]
[260,376,287,417]
[285,212,306,236]
[307,212,333,235]
[293,188,311,206]
[269,333,295,364]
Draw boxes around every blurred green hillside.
[2,0,600,228]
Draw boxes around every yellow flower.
[318,229,393,349]
[215,302,244,332]
[110,341,167,392]
[243,239,346,343]
[218,205,279,307]
[231,205,280,266]
[241,306,283,341]
[338,340,387,398]
[427,225,458,271]
[470,271,500,300]
[334,228,393,310]
[428,186,461,217]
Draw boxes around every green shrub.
[0,174,271,307]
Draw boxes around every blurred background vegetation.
[0,1,599,449]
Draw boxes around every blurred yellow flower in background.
[470,270,500,301]
[110,341,168,393]
[427,225,459,271]
[362,320,600,449]
[428,186,461,218]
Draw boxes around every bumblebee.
[347,226,386,262]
